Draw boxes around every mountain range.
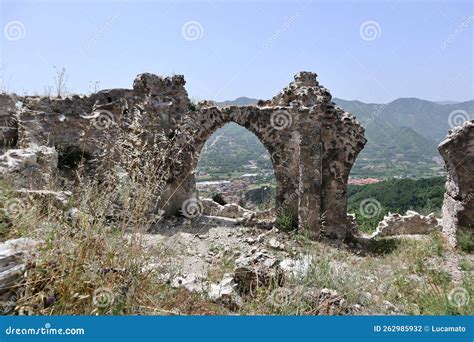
[197,97,473,179]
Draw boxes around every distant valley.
[196,96,473,180]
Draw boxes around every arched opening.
[195,122,276,211]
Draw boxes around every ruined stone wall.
[14,74,190,152]
[438,120,474,247]
[0,71,366,240]
[0,94,19,146]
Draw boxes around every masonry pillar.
[438,120,474,248]
[297,108,322,238]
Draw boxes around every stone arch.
[179,105,301,219]
[154,72,366,240]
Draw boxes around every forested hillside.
[347,177,446,232]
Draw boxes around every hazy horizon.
[216,95,474,105]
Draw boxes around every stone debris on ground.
[201,198,253,219]
[0,238,42,313]
[0,146,58,188]
[234,249,283,295]
[279,255,312,279]
[208,274,243,310]
[170,273,207,293]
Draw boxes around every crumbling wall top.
[269,71,331,107]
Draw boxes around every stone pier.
[438,120,474,247]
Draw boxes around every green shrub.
[456,229,474,253]
[188,102,197,111]
[211,192,227,206]
[276,212,297,232]
[352,209,387,233]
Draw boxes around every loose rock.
[371,211,441,237]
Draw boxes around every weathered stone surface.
[236,211,275,230]
[371,211,441,237]
[312,288,348,315]
[0,145,58,188]
[200,198,222,215]
[0,146,57,173]
[267,237,285,250]
[234,250,283,295]
[208,274,242,310]
[170,273,206,293]
[15,189,72,209]
[219,203,252,219]
[0,238,41,313]
[346,213,359,236]
[0,93,19,147]
[1,71,366,240]
[438,120,474,247]
[201,198,252,218]
[279,255,312,279]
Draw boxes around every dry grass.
[234,232,473,315]
[2,182,473,315]
[1,112,197,315]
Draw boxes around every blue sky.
[0,0,473,103]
